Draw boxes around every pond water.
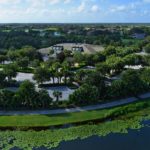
[52,122,150,150]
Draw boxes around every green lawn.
[0,64,34,73]
[122,38,143,45]
[0,109,111,127]
[0,99,150,127]
[18,67,34,73]
[0,64,5,68]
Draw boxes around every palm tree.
[61,61,70,84]
[53,91,62,102]
[51,62,61,84]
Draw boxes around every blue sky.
[0,0,150,23]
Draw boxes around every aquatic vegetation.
[0,106,150,150]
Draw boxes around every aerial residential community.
[0,0,150,150]
[0,23,150,106]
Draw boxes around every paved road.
[0,93,150,116]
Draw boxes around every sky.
[0,0,150,23]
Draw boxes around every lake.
[1,108,150,150]
[52,122,150,150]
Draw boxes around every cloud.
[64,0,71,4]
[0,0,21,5]
[0,0,150,23]
[109,1,142,13]
[91,5,99,12]
[77,2,86,13]
[0,0,22,10]
[110,5,126,12]
[143,0,150,3]
[49,0,60,5]
[48,0,72,5]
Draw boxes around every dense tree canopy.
[3,64,18,81]
[144,43,150,53]
[69,84,99,105]
[33,67,50,84]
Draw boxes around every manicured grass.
[0,99,150,127]
[0,109,111,127]
[18,67,34,73]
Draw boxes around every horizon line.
[0,22,150,24]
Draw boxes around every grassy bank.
[0,98,150,128]
[0,103,150,150]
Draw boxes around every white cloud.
[91,5,99,12]
[48,0,72,5]
[109,2,142,13]
[143,0,150,3]
[77,2,86,13]
[0,0,21,5]
[49,0,60,5]
[110,5,126,12]
[64,0,71,4]
[26,0,46,8]
[0,0,149,23]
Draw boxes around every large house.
[72,46,84,52]
[131,33,146,39]
[52,46,64,53]
[52,44,84,53]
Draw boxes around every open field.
[0,98,149,128]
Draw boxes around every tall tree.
[144,43,150,53]
[38,89,53,108]
[121,70,146,96]
[33,67,50,85]
[51,62,61,84]
[3,64,18,81]
[53,91,62,102]
[85,71,106,98]
[0,55,7,64]
[16,57,29,69]
[15,80,38,108]
[69,84,99,105]
[0,71,6,88]
[61,61,70,84]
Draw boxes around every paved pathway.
[0,93,150,116]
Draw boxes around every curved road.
[0,93,150,116]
